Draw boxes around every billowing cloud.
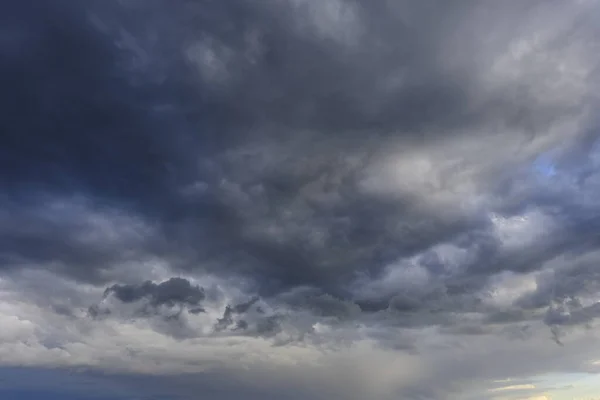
[2,0,600,399]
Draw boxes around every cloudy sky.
[2,0,600,399]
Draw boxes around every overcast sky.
[2,0,600,399]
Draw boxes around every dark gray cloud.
[0,1,193,200]
[2,3,600,396]
[215,297,260,331]
[0,0,571,283]
[214,296,284,338]
[88,277,213,339]
[104,278,205,309]
[0,195,161,283]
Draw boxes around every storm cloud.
[2,0,600,399]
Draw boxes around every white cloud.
[489,384,536,392]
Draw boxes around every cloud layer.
[2,0,600,398]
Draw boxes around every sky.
[1,0,600,399]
